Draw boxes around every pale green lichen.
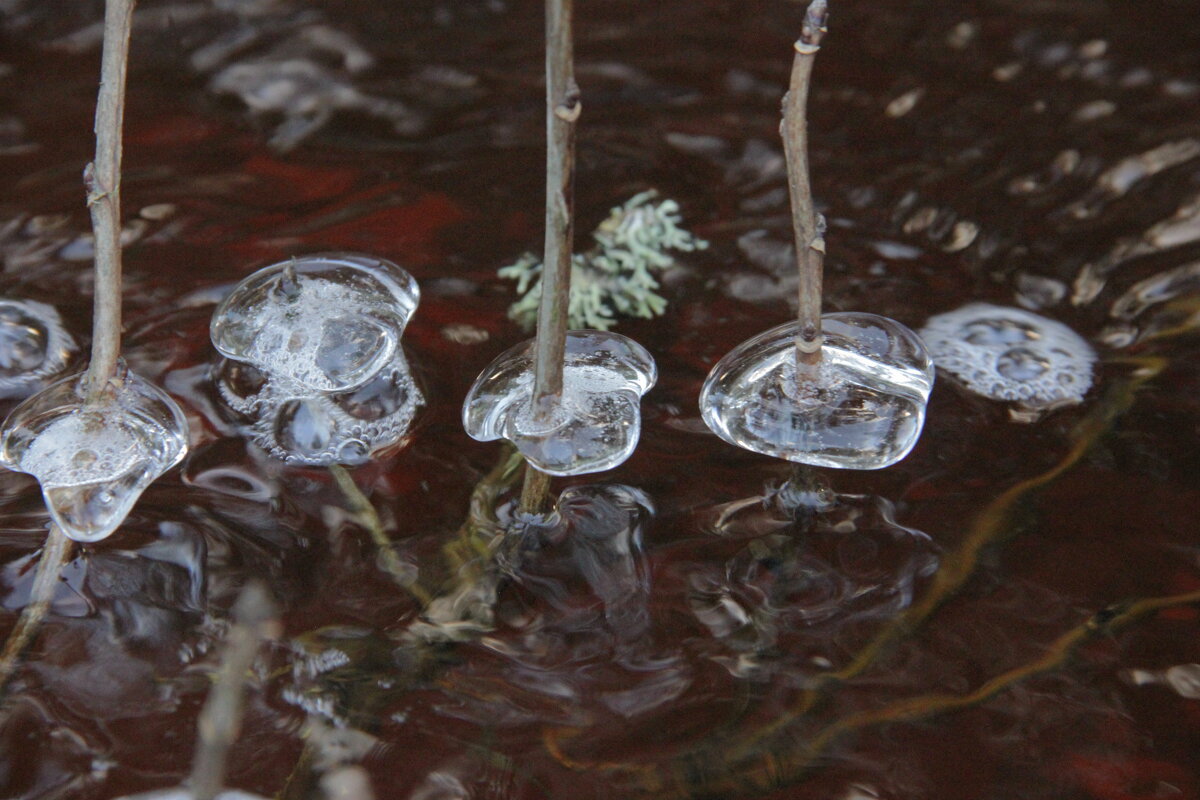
[499,190,708,331]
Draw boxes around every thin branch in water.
[0,525,74,696]
[658,585,1200,799]
[189,582,280,800]
[329,465,433,607]
[84,0,137,400]
[523,0,581,515]
[781,0,828,372]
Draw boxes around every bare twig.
[781,0,828,371]
[84,0,137,401]
[522,0,581,514]
[0,525,74,696]
[189,582,280,800]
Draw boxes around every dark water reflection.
[3,0,1200,798]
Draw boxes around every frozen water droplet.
[462,331,657,476]
[211,253,418,393]
[920,303,1095,410]
[0,298,77,399]
[700,313,934,470]
[211,254,424,466]
[0,365,189,542]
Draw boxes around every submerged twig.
[85,0,137,400]
[523,0,581,514]
[329,465,433,607]
[189,582,280,800]
[639,584,1200,799]
[782,0,828,372]
[0,525,74,696]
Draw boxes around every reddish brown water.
[3,1,1200,798]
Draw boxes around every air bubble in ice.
[212,253,418,393]
[462,331,656,476]
[211,254,424,466]
[0,298,77,399]
[0,363,189,542]
[920,303,1095,410]
[700,313,935,470]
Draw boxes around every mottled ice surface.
[211,253,424,466]
[920,303,1095,410]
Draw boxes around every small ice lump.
[462,331,657,476]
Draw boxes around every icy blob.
[0,363,189,542]
[210,253,424,466]
[920,303,1095,409]
[0,298,77,399]
[212,253,419,393]
[700,313,935,470]
[462,331,657,476]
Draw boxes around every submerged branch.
[85,0,137,400]
[329,465,433,607]
[190,583,280,800]
[0,525,74,696]
[653,584,1200,799]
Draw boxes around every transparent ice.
[462,331,656,476]
[211,253,423,466]
[0,363,189,542]
[0,298,77,399]
[920,303,1095,410]
[700,313,935,470]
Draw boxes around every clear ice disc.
[0,364,189,542]
[462,330,657,476]
[699,312,934,470]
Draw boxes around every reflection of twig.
[0,525,74,696]
[329,465,433,607]
[190,582,280,800]
[544,358,1166,797]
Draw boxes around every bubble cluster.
[462,331,656,476]
[700,313,935,470]
[920,303,1095,409]
[0,298,77,399]
[0,363,189,542]
[210,253,423,466]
